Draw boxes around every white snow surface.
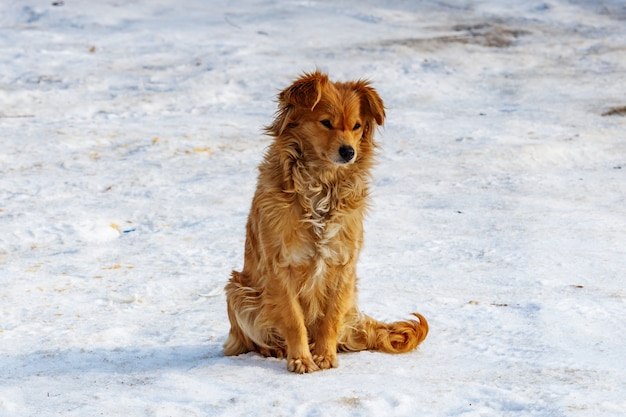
[1,0,625,416]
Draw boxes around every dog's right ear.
[278,71,328,111]
[266,71,328,137]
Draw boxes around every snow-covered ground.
[1,0,625,416]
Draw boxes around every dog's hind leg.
[223,271,260,356]
[223,270,288,358]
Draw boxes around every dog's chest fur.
[288,164,366,276]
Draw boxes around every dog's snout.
[338,145,355,163]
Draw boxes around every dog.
[223,71,428,373]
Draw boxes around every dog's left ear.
[353,80,386,126]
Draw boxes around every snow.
[1,0,625,416]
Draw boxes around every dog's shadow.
[3,341,286,379]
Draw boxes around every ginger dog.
[224,71,428,373]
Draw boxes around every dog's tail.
[338,311,428,354]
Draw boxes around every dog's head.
[267,71,385,168]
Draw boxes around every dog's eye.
[353,123,362,130]
[320,120,333,129]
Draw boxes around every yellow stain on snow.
[101,264,134,270]
[26,263,43,272]
[186,147,214,155]
[194,147,213,153]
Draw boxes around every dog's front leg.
[311,266,354,370]
[312,318,340,370]
[268,274,320,374]
[283,299,320,373]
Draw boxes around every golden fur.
[223,71,428,373]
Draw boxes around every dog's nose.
[339,145,355,163]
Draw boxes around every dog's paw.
[313,353,338,370]
[287,356,320,374]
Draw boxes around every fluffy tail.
[338,312,428,354]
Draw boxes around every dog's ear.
[279,71,328,111]
[266,72,328,137]
[353,80,386,126]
